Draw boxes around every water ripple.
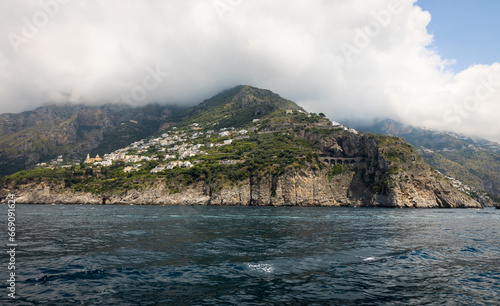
[1,205,498,305]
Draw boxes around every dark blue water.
[1,205,499,305]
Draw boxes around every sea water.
[1,205,499,305]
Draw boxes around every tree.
[145,160,159,170]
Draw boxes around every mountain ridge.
[0,86,481,208]
[174,85,304,129]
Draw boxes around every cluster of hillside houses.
[39,110,360,174]
[81,125,249,173]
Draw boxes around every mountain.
[175,85,304,128]
[354,119,500,204]
[0,86,481,208]
[0,103,184,178]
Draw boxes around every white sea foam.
[246,263,275,273]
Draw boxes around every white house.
[101,160,112,167]
[163,154,176,160]
[151,165,166,173]
[182,161,193,168]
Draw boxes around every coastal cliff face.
[6,134,480,208]
[7,166,480,208]
[355,118,500,204]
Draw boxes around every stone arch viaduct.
[319,156,364,166]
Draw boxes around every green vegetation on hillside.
[0,86,336,196]
[3,86,443,204]
[1,131,321,195]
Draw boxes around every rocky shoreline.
[3,167,482,208]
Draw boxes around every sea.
[1,204,499,305]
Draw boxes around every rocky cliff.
[355,119,500,204]
[6,167,480,208]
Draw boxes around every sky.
[0,0,499,142]
[417,0,500,73]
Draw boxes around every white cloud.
[0,0,499,142]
